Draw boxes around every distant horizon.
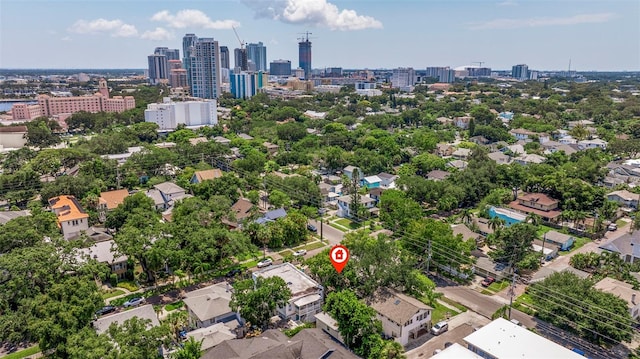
[1,1,638,71]
[1,68,639,73]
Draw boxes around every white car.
[293,249,307,257]
[257,258,273,268]
[431,321,449,335]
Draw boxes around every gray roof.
[426,169,451,180]
[600,231,640,259]
[154,182,186,196]
[183,282,233,322]
[368,288,431,325]
[145,189,165,206]
[202,328,357,359]
[238,133,254,140]
[336,194,376,205]
[452,224,480,242]
[77,239,126,265]
[543,231,573,245]
[187,322,236,351]
[93,304,159,334]
[0,210,31,225]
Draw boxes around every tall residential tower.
[246,42,267,72]
[298,33,312,80]
[188,37,222,99]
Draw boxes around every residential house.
[155,141,176,148]
[77,239,127,279]
[263,142,279,155]
[343,165,363,181]
[102,146,144,165]
[369,187,385,203]
[487,151,511,165]
[315,312,344,344]
[368,288,432,346]
[255,208,287,224]
[92,305,160,334]
[145,189,166,210]
[515,153,546,165]
[146,182,189,210]
[362,175,382,189]
[253,263,324,322]
[319,182,342,203]
[446,160,468,170]
[509,128,537,141]
[223,198,255,229]
[594,278,640,319]
[452,224,482,246]
[559,136,578,145]
[533,239,559,261]
[463,318,584,359]
[473,217,494,237]
[603,176,627,189]
[600,231,640,263]
[469,136,490,145]
[213,136,231,145]
[435,143,455,157]
[454,116,472,129]
[336,194,376,218]
[49,195,89,239]
[189,137,209,146]
[237,133,253,140]
[436,117,453,126]
[508,192,562,222]
[608,190,640,209]
[191,169,223,184]
[202,328,358,359]
[567,120,594,129]
[186,323,237,352]
[426,169,451,181]
[183,282,240,329]
[578,139,607,150]
[542,230,575,251]
[452,148,472,160]
[377,172,398,189]
[98,189,130,222]
[0,210,30,225]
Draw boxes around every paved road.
[308,219,345,246]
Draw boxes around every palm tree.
[525,213,542,226]
[379,340,406,359]
[488,217,505,233]
[166,310,189,343]
[460,208,473,225]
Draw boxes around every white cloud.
[470,12,615,30]
[151,9,239,29]
[68,18,139,37]
[242,0,383,31]
[141,27,174,41]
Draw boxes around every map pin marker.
[329,245,350,274]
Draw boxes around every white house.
[368,289,432,346]
[464,318,584,358]
[578,139,608,150]
[93,305,160,335]
[336,194,376,218]
[144,98,217,131]
[183,282,240,329]
[594,277,640,319]
[343,165,363,181]
[253,263,324,322]
[608,190,640,209]
[377,172,398,189]
[48,195,89,239]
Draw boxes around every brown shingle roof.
[99,189,129,210]
[368,288,432,326]
[48,195,89,222]
[194,169,223,183]
[517,193,559,206]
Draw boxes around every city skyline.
[1,0,638,71]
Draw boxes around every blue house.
[361,175,382,189]
[543,230,575,251]
[343,166,363,181]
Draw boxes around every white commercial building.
[464,318,584,358]
[144,98,217,131]
[253,262,324,322]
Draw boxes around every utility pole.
[116,168,121,189]
[425,239,432,273]
[508,272,518,319]
[540,232,547,265]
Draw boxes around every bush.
[109,273,118,287]
[116,281,139,292]
[283,323,314,337]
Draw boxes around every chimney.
[633,293,636,305]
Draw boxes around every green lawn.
[101,288,125,300]
[616,218,629,227]
[329,222,349,232]
[535,225,556,237]
[165,301,184,311]
[3,345,40,359]
[279,249,293,256]
[486,280,510,293]
[430,303,460,323]
[300,241,326,251]
[439,297,468,313]
[481,289,494,295]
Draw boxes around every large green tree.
[230,276,292,329]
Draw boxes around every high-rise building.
[219,46,230,69]
[425,67,449,78]
[230,71,265,99]
[189,38,221,99]
[148,54,169,85]
[466,67,492,77]
[168,60,188,88]
[270,60,292,76]
[234,48,248,71]
[512,64,529,81]
[439,69,456,83]
[246,42,267,72]
[298,38,312,80]
[391,67,416,88]
[182,34,198,89]
[154,47,180,61]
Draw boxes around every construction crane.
[232,25,245,49]
[472,61,485,67]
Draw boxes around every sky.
[1,0,639,71]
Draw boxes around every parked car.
[510,319,521,326]
[293,249,307,257]
[307,224,317,232]
[225,268,242,277]
[608,223,618,231]
[123,297,145,308]
[481,276,496,287]
[257,258,273,268]
[95,305,116,317]
[431,321,449,335]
